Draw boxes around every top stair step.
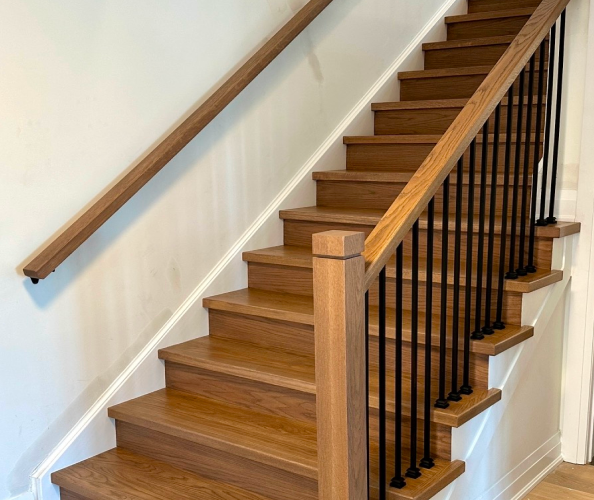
[52,448,272,500]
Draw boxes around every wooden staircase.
[52,0,580,499]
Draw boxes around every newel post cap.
[312,231,365,259]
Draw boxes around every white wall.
[430,236,575,500]
[0,1,457,498]
[561,0,594,464]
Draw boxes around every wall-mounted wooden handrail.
[362,0,569,290]
[23,0,333,281]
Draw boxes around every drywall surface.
[430,236,574,500]
[0,0,456,498]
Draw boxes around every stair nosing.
[423,35,516,51]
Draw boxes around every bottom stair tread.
[51,448,272,500]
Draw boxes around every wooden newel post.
[313,230,368,500]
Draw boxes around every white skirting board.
[26,1,467,498]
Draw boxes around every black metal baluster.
[506,68,526,280]
[461,140,476,395]
[420,201,435,470]
[406,222,422,480]
[537,20,557,226]
[548,10,566,224]
[483,104,501,335]
[448,159,463,402]
[527,41,547,273]
[365,291,371,494]
[390,245,406,489]
[435,178,450,409]
[379,267,387,498]
[518,55,536,276]
[473,122,489,340]
[495,84,515,329]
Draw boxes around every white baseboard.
[28,1,464,498]
[474,433,562,500]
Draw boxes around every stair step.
[109,388,318,479]
[243,244,561,294]
[343,132,538,171]
[468,0,542,14]
[374,459,465,500]
[423,35,515,70]
[52,448,271,500]
[371,96,543,135]
[203,288,532,356]
[314,169,531,213]
[444,8,534,41]
[279,206,579,238]
[160,336,501,427]
[397,65,540,101]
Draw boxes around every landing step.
[203,288,532,356]
[279,206,580,238]
[160,336,501,427]
[108,388,318,479]
[52,448,271,500]
[243,244,561,294]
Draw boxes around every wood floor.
[524,463,594,499]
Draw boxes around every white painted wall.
[561,0,594,465]
[431,235,576,500]
[0,1,461,498]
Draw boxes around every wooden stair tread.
[51,448,271,500]
[243,244,560,293]
[204,288,315,325]
[279,206,580,238]
[379,460,465,500]
[204,288,532,356]
[444,7,535,24]
[108,388,319,479]
[370,95,540,111]
[423,35,515,51]
[159,336,500,427]
[398,65,497,81]
[343,133,525,144]
[159,336,316,394]
[312,170,528,186]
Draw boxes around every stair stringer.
[428,234,575,500]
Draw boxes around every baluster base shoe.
[420,458,435,469]
[390,477,406,489]
[406,467,422,479]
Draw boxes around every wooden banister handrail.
[23,0,333,281]
[362,0,569,290]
